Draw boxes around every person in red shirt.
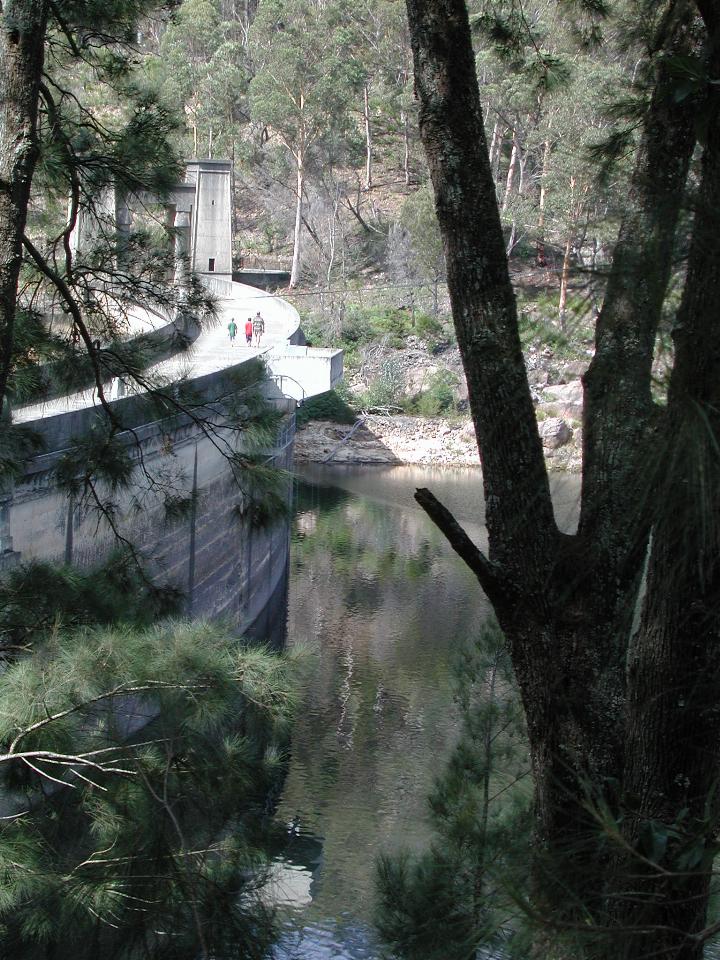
[245,318,253,345]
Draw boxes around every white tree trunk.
[290,155,304,288]
[402,110,410,185]
[502,134,518,212]
[558,235,572,330]
[537,138,551,266]
[364,84,372,190]
[488,117,500,167]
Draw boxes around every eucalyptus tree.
[248,0,364,287]
[397,185,447,313]
[148,0,252,160]
[404,0,720,957]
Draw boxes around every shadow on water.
[270,464,582,959]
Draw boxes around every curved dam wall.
[4,378,296,636]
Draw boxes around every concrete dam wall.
[4,399,296,636]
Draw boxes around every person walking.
[253,311,265,347]
[228,318,237,345]
[245,317,253,345]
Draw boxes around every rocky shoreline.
[307,327,589,471]
[294,405,583,472]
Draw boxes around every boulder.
[543,379,583,404]
[541,379,584,419]
[538,417,573,450]
[557,359,587,382]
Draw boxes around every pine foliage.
[0,618,294,959]
[375,619,531,960]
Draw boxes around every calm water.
[271,464,582,959]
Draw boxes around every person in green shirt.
[228,319,237,344]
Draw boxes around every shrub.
[413,369,459,417]
[300,314,332,348]
[414,312,444,343]
[296,389,356,427]
[359,358,407,410]
[370,308,413,348]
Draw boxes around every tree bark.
[289,148,304,288]
[405,0,557,583]
[405,0,707,951]
[579,7,698,581]
[401,108,410,185]
[0,0,50,416]
[363,83,372,190]
[609,18,720,958]
[536,136,551,267]
[501,130,518,212]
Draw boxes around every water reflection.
[273,464,581,958]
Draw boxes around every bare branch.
[414,487,511,605]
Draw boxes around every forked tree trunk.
[0,0,50,415]
[404,0,704,954]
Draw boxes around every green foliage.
[376,852,479,960]
[375,618,531,959]
[0,424,43,485]
[148,0,251,158]
[397,185,446,285]
[0,619,294,960]
[415,312,446,344]
[56,427,135,495]
[0,557,180,650]
[4,309,61,406]
[234,457,292,529]
[519,294,594,358]
[296,389,356,427]
[359,357,406,410]
[249,0,364,160]
[411,369,460,417]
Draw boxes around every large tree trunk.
[610,17,720,958]
[405,0,705,951]
[0,1,50,415]
[579,5,698,585]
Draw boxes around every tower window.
[208,258,215,272]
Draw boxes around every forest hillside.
[134,0,672,466]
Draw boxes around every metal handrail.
[269,374,307,403]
